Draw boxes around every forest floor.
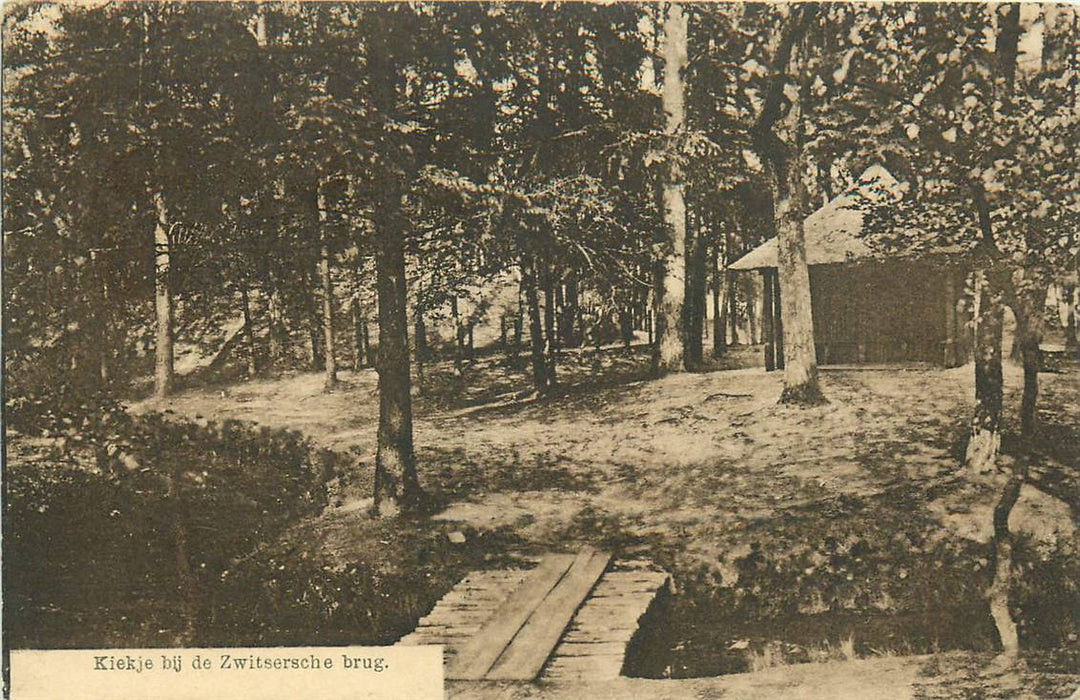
[134,345,1080,697]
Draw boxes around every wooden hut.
[729,166,972,370]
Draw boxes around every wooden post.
[774,270,785,370]
[762,270,776,371]
[711,242,723,356]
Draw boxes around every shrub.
[4,410,344,648]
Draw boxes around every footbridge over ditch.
[395,549,671,682]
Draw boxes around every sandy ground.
[136,356,1078,569]
[133,352,1080,696]
[448,652,1080,699]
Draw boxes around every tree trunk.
[563,272,582,348]
[264,264,285,368]
[514,277,524,360]
[306,266,324,372]
[712,241,725,358]
[654,1,689,375]
[555,274,568,347]
[516,251,544,393]
[1063,284,1077,356]
[362,317,371,366]
[543,258,558,389]
[770,152,824,405]
[414,302,427,384]
[415,303,428,364]
[774,273,785,370]
[684,210,705,369]
[317,188,337,390]
[522,252,548,394]
[763,270,776,371]
[352,297,366,371]
[1012,278,1048,437]
[965,272,1004,473]
[745,274,759,344]
[153,192,174,399]
[727,270,738,344]
[619,307,634,351]
[372,191,424,516]
[164,471,198,645]
[988,459,1025,657]
[240,286,258,378]
[751,4,819,401]
[983,5,1025,657]
[451,296,464,377]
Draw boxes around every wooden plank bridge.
[396,548,670,682]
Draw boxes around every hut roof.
[730,165,926,271]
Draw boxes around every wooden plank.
[439,591,513,603]
[599,572,670,583]
[550,642,627,657]
[446,553,576,680]
[570,596,652,608]
[411,626,480,636]
[485,550,611,680]
[544,654,625,679]
[426,607,498,617]
[562,631,635,644]
[569,612,643,625]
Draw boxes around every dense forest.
[3,1,1078,681]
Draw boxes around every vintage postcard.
[3,2,1078,698]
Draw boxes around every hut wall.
[809,261,954,365]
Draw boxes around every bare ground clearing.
[136,347,1080,692]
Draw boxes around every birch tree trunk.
[317,187,337,390]
[153,192,174,399]
[751,4,823,403]
[543,259,558,388]
[654,1,688,375]
[771,151,824,405]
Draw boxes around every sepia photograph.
[2,2,1078,698]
